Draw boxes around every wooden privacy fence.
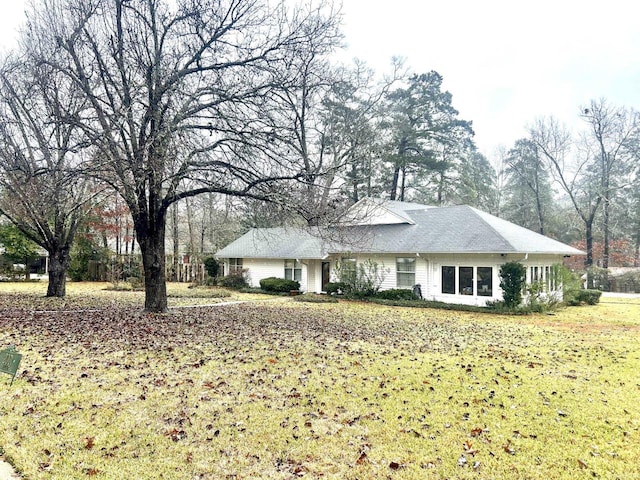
[87,256,209,283]
[169,262,207,283]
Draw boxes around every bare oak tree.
[25,0,341,311]
[579,99,640,268]
[0,54,95,297]
[530,103,639,274]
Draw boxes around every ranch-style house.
[215,198,584,305]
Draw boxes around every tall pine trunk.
[47,247,70,297]
[603,199,610,269]
[585,219,595,288]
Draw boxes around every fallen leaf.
[503,441,516,455]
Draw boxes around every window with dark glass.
[229,258,243,274]
[340,258,357,284]
[459,267,473,295]
[477,267,493,296]
[284,259,302,282]
[396,257,416,288]
[442,266,455,294]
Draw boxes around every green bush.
[499,261,526,309]
[69,236,110,281]
[334,259,384,298]
[219,272,248,289]
[325,282,348,294]
[586,266,609,291]
[572,289,602,306]
[374,289,421,301]
[259,277,300,293]
[203,257,220,278]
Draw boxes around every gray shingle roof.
[215,227,326,259]
[215,203,584,258]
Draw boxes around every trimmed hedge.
[373,288,421,301]
[259,277,300,293]
[218,273,248,289]
[567,289,602,306]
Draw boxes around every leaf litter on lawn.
[0,290,638,479]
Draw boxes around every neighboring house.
[215,198,584,306]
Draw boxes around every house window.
[229,258,243,275]
[284,259,302,282]
[339,258,357,284]
[442,266,455,294]
[396,257,416,288]
[459,267,473,295]
[477,267,493,296]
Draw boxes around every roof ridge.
[465,206,518,252]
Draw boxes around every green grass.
[0,284,638,479]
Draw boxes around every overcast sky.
[2,0,639,158]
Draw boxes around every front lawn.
[0,284,638,479]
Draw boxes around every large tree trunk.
[399,165,406,201]
[585,219,595,288]
[602,199,610,269]
[47,247,70,297]
[137,215,168,313]
[389,166,400,200]
[171,203,179,282]
[535,191,545,235]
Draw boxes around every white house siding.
[426,253,565,306]
[240,252,565,302]
[320,252,566,306]
[241,258,315,291]
[423,254,503,306]
[304,259,320,293]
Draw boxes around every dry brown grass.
[0,283,638,479]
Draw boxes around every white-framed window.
[284,259,302,282]
[476,267,493,296]
[396,257,416,288]
[459,266,473,295]
[442,266,456,294]
[441,266,493,296]
[229,258,243,275]
[339,258,357,284]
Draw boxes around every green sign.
[0,346,22,386]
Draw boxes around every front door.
[321,261,330,291]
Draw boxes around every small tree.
[499,262,526,308]
[334,258,385,298]
[0,224,40,280]
[203,257,220,279]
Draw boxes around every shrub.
[374,289,421,301]
[127,276,144,290]
[499,261,526,309]
[334,259,385,298]
[325,282,348,295]
[259,277,300,293]
[586,266,610,291]
[203,257,220,278]
[571,289,602,306]
[219,271,249,289]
